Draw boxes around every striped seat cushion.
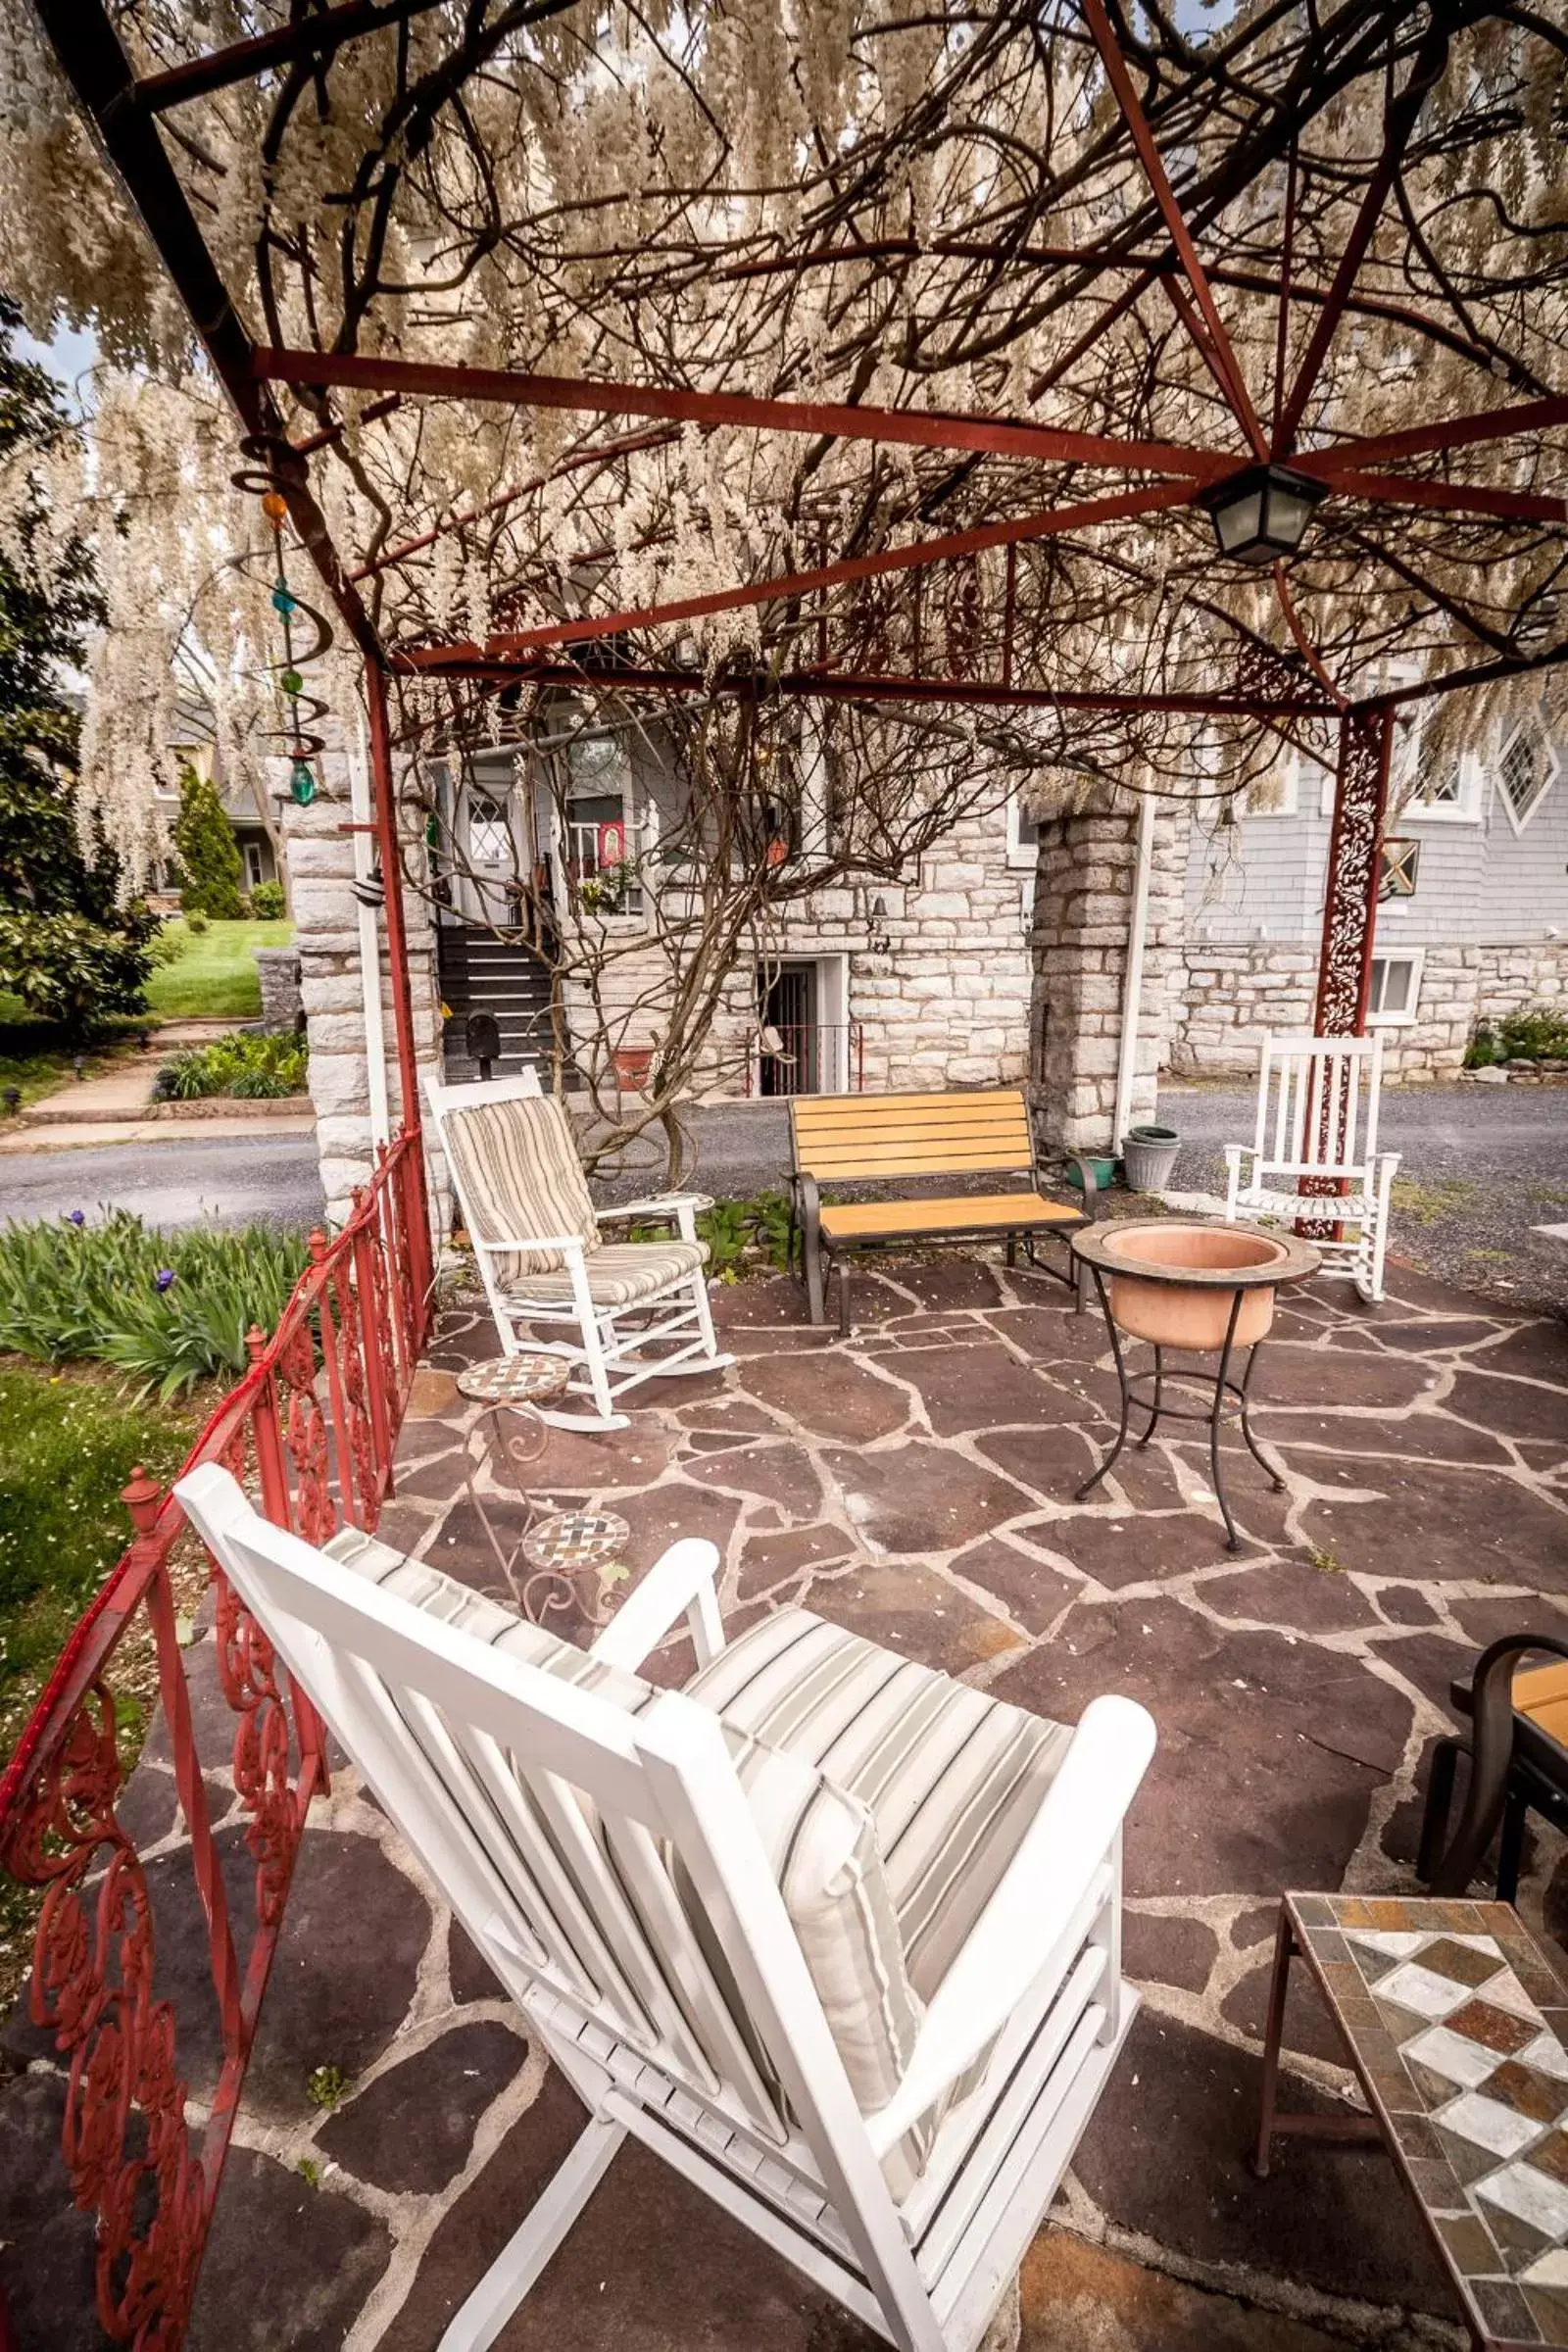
[323,1532,916,2172]
[506,1238,709,1306]
[685,1609,1073,2002]
[444,1094,600,1283]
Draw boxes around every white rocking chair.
[177,1463,1155,2352]
[424,1069,732,1429]
[1222,1031,1400,1303]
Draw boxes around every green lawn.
[0,1018,146,1107]
[0,1364,196,1768]
[144,917,295,1021]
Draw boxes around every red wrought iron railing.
[0,1129,432,2349]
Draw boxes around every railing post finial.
[122,1464,163,1538]
[308,1228,329,1265]
[245,1325,269,1364]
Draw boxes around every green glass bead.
[281,668,304,696]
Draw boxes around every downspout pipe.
[1112,792,1158,1152]
[349,714,392,1152]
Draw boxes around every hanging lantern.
[290,760,318,807]
[1196,465,1327,564]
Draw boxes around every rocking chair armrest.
[596,1193,712,1243]
[863,1694,1155,2157]
[589,1537,725,1672]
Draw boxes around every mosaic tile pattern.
[456,1353,571,1405]
[520,1507,631,1574]
[1291,1893,1568,2345]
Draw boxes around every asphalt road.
[2,1084,1561,1318]
[0,1134,326,1233]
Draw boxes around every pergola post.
[1314,709,1394,1036]
[366,661,435,1314]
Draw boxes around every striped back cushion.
[324,1532,923,2182]
[442,1093,599,1281]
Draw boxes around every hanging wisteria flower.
[155,1267,175,1292]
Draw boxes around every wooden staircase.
[437,924,556,1080]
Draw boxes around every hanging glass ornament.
[290,760,318,806]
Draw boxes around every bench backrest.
[790,1088,1037,1184]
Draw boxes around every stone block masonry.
[278,744,446,1230]
[1031,797,1184,1152]
[1173,937,1568,1079]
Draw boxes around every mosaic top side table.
[457,1355,631,1635]
[1256,1890,1568,2348]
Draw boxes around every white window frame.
[1366,947,1424,1027]
[1494,716,1560,837]
[1388,699,1485,825]
[1005,791,1042,870]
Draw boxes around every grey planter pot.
[1122,1123,1181,1192]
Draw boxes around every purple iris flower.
[155,1268,176,1293]
[66,1209,85,1227]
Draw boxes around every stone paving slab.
[7,1250,1567,2349]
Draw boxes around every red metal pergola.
[5,1,1566,2335]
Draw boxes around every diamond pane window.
[468,796,511,865]
[1497,721,1556,833]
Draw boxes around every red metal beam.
[133,0,454,112]
[393,653,1334,718]
[1325,469,1568,528]
[251,347,1233,480]
[1296,393,1568,475]
[1075,0,1267,458]
[393,481,1199,666]
[1274,23,1450,454]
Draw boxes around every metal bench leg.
[838,1256,853,1339]
[1417,1736,1462,1883]
[1498,1785,1530,1905]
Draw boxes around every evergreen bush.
[172,770,244,918]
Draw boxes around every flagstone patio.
[6,1250,1567,2350]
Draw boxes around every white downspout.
[1111,791,1158,1152]
[349,716,392,1151]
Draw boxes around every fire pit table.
[1070,1218,1321,1550]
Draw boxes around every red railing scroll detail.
[0,1128,432,2349]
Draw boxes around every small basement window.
[1367,949,1423,1026]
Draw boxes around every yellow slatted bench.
[787,1088,1096,1333]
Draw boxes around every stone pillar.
[1029,794,1181,1154]
[278,738,444,1228]
[254,946,303,1033]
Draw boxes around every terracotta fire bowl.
[1096,1220,1300,1350]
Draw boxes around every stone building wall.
[550,801,1038,1100]
[1030,798,1184,1152]
[1173,937,1568,1079]
[279,743,446,1229]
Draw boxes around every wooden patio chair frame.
[176,1462,1154,2352]
[1222,1031,1400,1304]
[787,1088,1096,1336]
[424,1068,732,1431]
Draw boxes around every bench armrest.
[864,1693,1155,2154]
[589,1538,724,1672]
[1063,1154,1102,1219]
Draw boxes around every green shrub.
[186,909,210,936]
[155,1029,308,1101]
[0,1209,309,1398]
[1463,1025,1499,1069]
[172,771,244,919]
[250,880,286,919]
[1495,1005,1568,1062]
[0,908,155,1035]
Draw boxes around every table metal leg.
[1075,1265,1131,1500]
[1238,1343,1288,1493]
[1253,1907,1295,2180]
[1136,1346,1163,1446]
[1210,1288,1247,1552]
